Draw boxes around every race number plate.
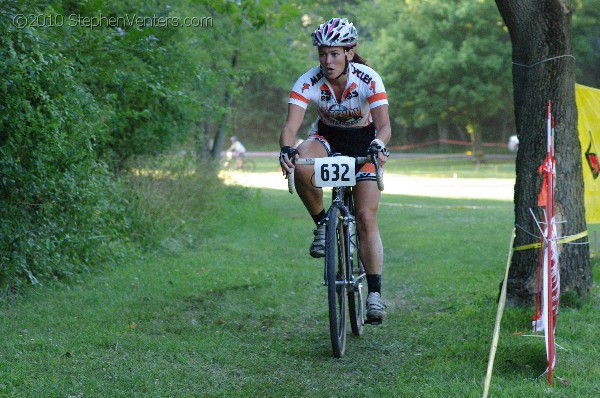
[314,156,356,187]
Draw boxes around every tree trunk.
[194,119,213,168]
[454,123,468,142]
[210,90,234,161]
[495,0,592,306]
[437,122,451,152]
[469,123,485,164]
[210,52,238,162]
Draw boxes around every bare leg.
[353,180,383,275]
[294,140,329,217]
[354,180,387,322]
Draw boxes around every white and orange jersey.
[288,63,388,129]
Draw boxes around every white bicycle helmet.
[312,18,358,48]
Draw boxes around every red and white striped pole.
[543,100,558,384]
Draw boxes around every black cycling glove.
[279,146,298,167]
[368,138,390,157]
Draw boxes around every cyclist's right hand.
[279,146,299,176]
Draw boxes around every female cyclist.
[278,17,391,324]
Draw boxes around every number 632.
[320,163,351,182]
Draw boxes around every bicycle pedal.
[365,318,383,326]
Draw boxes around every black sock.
[366,274,382,295]
[311,210,326,226]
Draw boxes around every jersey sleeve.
[365,70,388,109]
[288,74,312,109]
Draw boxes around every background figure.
[226,136,247,169]
[508,135,519,152]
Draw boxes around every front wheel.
[326,206,347,358]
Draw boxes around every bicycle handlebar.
[287,155,384,194]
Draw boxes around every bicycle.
[287,152,384,358]
[222,151,256,172]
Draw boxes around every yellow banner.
[576,84,600,224]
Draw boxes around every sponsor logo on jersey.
[301,83,310,93]
[310,70,324,86]
[322,104,362,126]
[344,90,358,101]
[350,64,373,85]
[321,89,333,102]
[320,84,333,102]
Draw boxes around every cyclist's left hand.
[368,139,389,167]
[376,150,389,167]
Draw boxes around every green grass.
[1,167,598,397]
[383,156,516,179]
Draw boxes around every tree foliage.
[47,1,206,168]
[354,0,514,147]
[572,0,600,88]
[199,1,309,155]
[234,0,598,149]
[1,1,130,291]
[0,0,309,293]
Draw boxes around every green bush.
[0,0,305,297]
[0,10,129,295]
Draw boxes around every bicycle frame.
[323,186,364,291]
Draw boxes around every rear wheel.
[348,220,365,336]
[325,206,347,358]
[242,158,256,172]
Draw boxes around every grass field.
[1,158,598,397]
[244,153,518,179]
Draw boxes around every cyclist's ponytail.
[351,52,369,66]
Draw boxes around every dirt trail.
[220,171,514,201]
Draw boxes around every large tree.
[495,0,592,306]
